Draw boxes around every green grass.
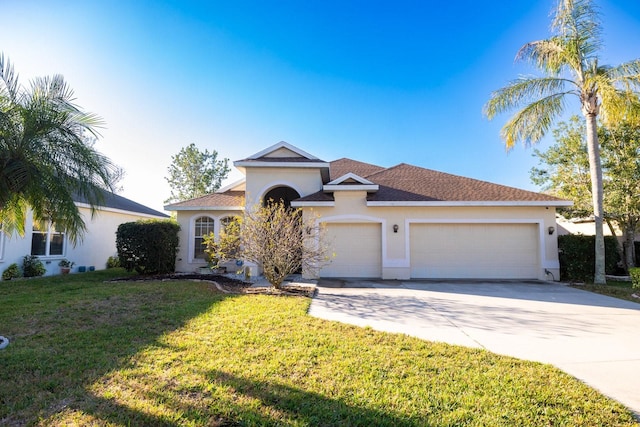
[573,280,640,304]
[1,270,637,426]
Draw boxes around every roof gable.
[246,141,319,161]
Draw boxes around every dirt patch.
[108,274,315,297]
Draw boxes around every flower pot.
[61,267,71,275]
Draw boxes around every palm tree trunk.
[584,112,606,284]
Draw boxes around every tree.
[165,143,230,204]
[203,216,241,269]
[484,0,640,284]
[599,121,640,269]
[531,116,640,270]
[240,201,331,289]
[0,53,121,243]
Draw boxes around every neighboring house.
[0,191,168,277]
[166,142,572,281]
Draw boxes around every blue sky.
[3,1,640,211]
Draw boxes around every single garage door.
[320,223,382,278]
[410,223,539,279]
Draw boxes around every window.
[31,222,65,256]
[193,217,215,260]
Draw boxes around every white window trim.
[190,215,216,264]
[31,222,66,259]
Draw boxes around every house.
[165,142,572,281]
[0,191,168,277]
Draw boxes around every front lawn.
[0,270,637,426]
[572,280,640,304]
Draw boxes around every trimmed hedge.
[630,267,640,290]
[116,220,180,274]
[558,235,620,282]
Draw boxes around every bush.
[22,255,46,277]
[2,263,21,281]
[116,220,180,274]
[106,256,120,269]
[558,235,620,282]
[630,268,640,290]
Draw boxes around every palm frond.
[484,76,575,119]
[552,0,602,51]
[516,38,570,75]
[500,93,568,150]
[0,55,119,242]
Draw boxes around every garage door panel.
[320,223,381,278]
[410,223,539,279]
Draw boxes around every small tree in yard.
[241,201,331,289]
[203,216,241,269]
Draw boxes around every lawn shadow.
[0,277,239,425]
[76,368,421,426]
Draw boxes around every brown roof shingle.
[329,158,386,181]
[366,164,565,202]
[165,191,245,209]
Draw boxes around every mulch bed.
[109,273,315,297]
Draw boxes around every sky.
[3,0,640,212]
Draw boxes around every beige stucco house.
[165,142,572,281]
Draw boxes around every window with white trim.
[193,217,215,260]
[31,222,65,256]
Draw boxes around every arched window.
[193,217,215,260]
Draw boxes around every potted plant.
[58,259,75,274]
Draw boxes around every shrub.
[2,263,21,281]
[106,256,120,269]
[630,268,640,290]
[22,255,46,277]
[116,220,180,274]
[558,235,620,282]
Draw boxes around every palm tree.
[0,54,121,243]
[484,0,640,284]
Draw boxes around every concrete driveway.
[308,279,640,417]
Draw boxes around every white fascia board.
[233,161,331,168]
[290,201,335,207]
[216,178,246,193]
[246,141,319,160]
[164,205,245,211]
[323,184,379,192]
[327,172,375,185]
[367,200,574,207]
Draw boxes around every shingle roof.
[296,162,567,204]
[329,158,386,181]
[74,190,168,217]
[366,163,565,202]
[165,191,245,209]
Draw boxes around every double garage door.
[320,222,539,279]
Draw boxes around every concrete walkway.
[308,280,640,417]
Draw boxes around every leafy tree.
[165,143,230,204]
[484,0,640,284]
[203,216,241,269]
[532,117,640,271]
[0,54,121,243]
[240,201,331,289]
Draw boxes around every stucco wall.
[174,209,243,273]
[244,167,323,208]
[1,207,164,277]
[303,191,560,280]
